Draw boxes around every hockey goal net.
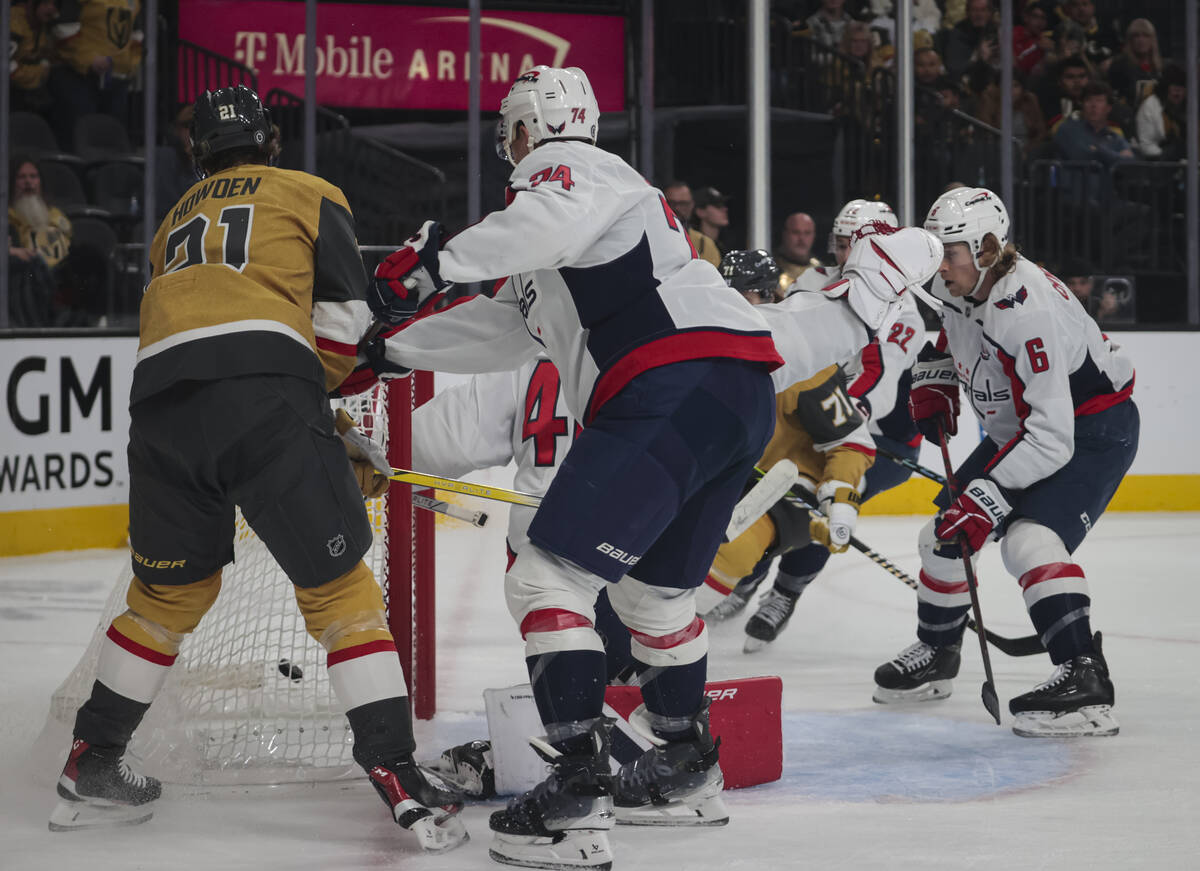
[42,374,436,787]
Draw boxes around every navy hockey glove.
[908,344,959,441]
[369,221,451,325]
[335,335,413,397]
[936,477,1011,553]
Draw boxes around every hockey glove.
[335,335,413,397]
[369,221,451,325]
[935,477,1011,553]
[908,344,959,441]
[832,227,943,332]
[809,481,860,554]
[334,408,391,499]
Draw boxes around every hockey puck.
[278,659,304,681]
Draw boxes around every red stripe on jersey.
[919,570,969,595]
[848,340,884,398]
[1075,378,1134,417]
[934,329,949,353]
[629,616,705,649]
[585,331,783,423]
[315,335,358,357]
[703,573,729,594]
[326,638,398,666]
[1018,562,1085,590]
[505,542,518,572]
[106,625,177,667]
[839,442,877,458]
[520,608,594,638]
[984,343,1032,475]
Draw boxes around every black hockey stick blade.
[969,619,1045,657]
[981,678,1001,725]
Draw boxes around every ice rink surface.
[2,509,1198,870]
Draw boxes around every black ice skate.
[424,738,496,799]
[49,739,162,832]
[701,567,766,623]
[873,640,962,704]
[367,757,470,852]
[613,701,728,827]
[1009,633,1118,738]
[489,719,615,871]
[743,587,799,652]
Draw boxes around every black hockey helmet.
[719,249,781,297]
[190,85,274,176]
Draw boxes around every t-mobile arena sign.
[179,1,625,110]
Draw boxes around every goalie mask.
[499,66,600,166]
[191,85,274,178]
[829,199,898,251]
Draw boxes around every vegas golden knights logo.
[107,8,132,49]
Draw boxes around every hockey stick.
[727,459,800,540]
[936,424,1002,725]
[412,492,488,527]
[754,468,1043,658]
[388,467,543,507]
[874,446,947,486]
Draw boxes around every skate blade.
[48,798,154,832]
[872,680,954,705]
[1012,705,1119,738]
[616,793,729,827]
[489,829,613,870]
[406,812,470,852]
[743,634,773,653]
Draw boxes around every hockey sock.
[1020,563,1093,664]
[916,536,970,648]
[777,541,832,578]
[773,570,819,598]
[73,680,152,750]
[637,655,709,742]
[346,696,416,768]
[526,649,608,727]
[594,589,636,684]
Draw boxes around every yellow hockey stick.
[388,468,543,507]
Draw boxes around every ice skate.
[49,739,162,832]
[743,587,798,652]
[1010,634,1118,738]
[613,701,728,828]
[489,720,615,870]
[367,757,470,852]
[872,640,961,703]
[424,739,496,799]
[701,568,765,623]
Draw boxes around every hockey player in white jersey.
[873,187,1138,738]
[361,66,941,868]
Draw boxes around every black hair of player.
[190,85,277,178]
[719,249,780,295]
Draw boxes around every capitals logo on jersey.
[994,286,1029,310]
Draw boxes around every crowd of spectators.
[7,0,145,327]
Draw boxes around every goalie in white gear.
[873,187,1138,739]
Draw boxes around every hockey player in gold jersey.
[51,86,468,853]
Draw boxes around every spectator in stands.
[1036,55,1091,129]
[1054,80,1133,166]
[1106,19,1163,110]
[48,0,145,150]
[977,67,1048,157]
[8,0,60,115]
[829,20,888,123]
[154,105,198,222]
[1061,258,1095,305]
[804,0,853,48]
[863,0,942,44]
[1135,62,1187,161]
[7,156,72,325]
[773,212,822,290]
[941,0,999,82]
[690,186,730,258]
[914,46,943,90]
[1053,0,1117,73]
[1014,2,1055,76]
[662,180,721,267]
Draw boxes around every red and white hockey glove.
[908,344,959,442]
[830,226,943,332]
[369,220,451,325]
[935,478,1011,553]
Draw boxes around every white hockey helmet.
[499,66,600,165]
[923,187,1010,269]
[830,199,898,249]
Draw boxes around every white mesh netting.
[40,384,409,787]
